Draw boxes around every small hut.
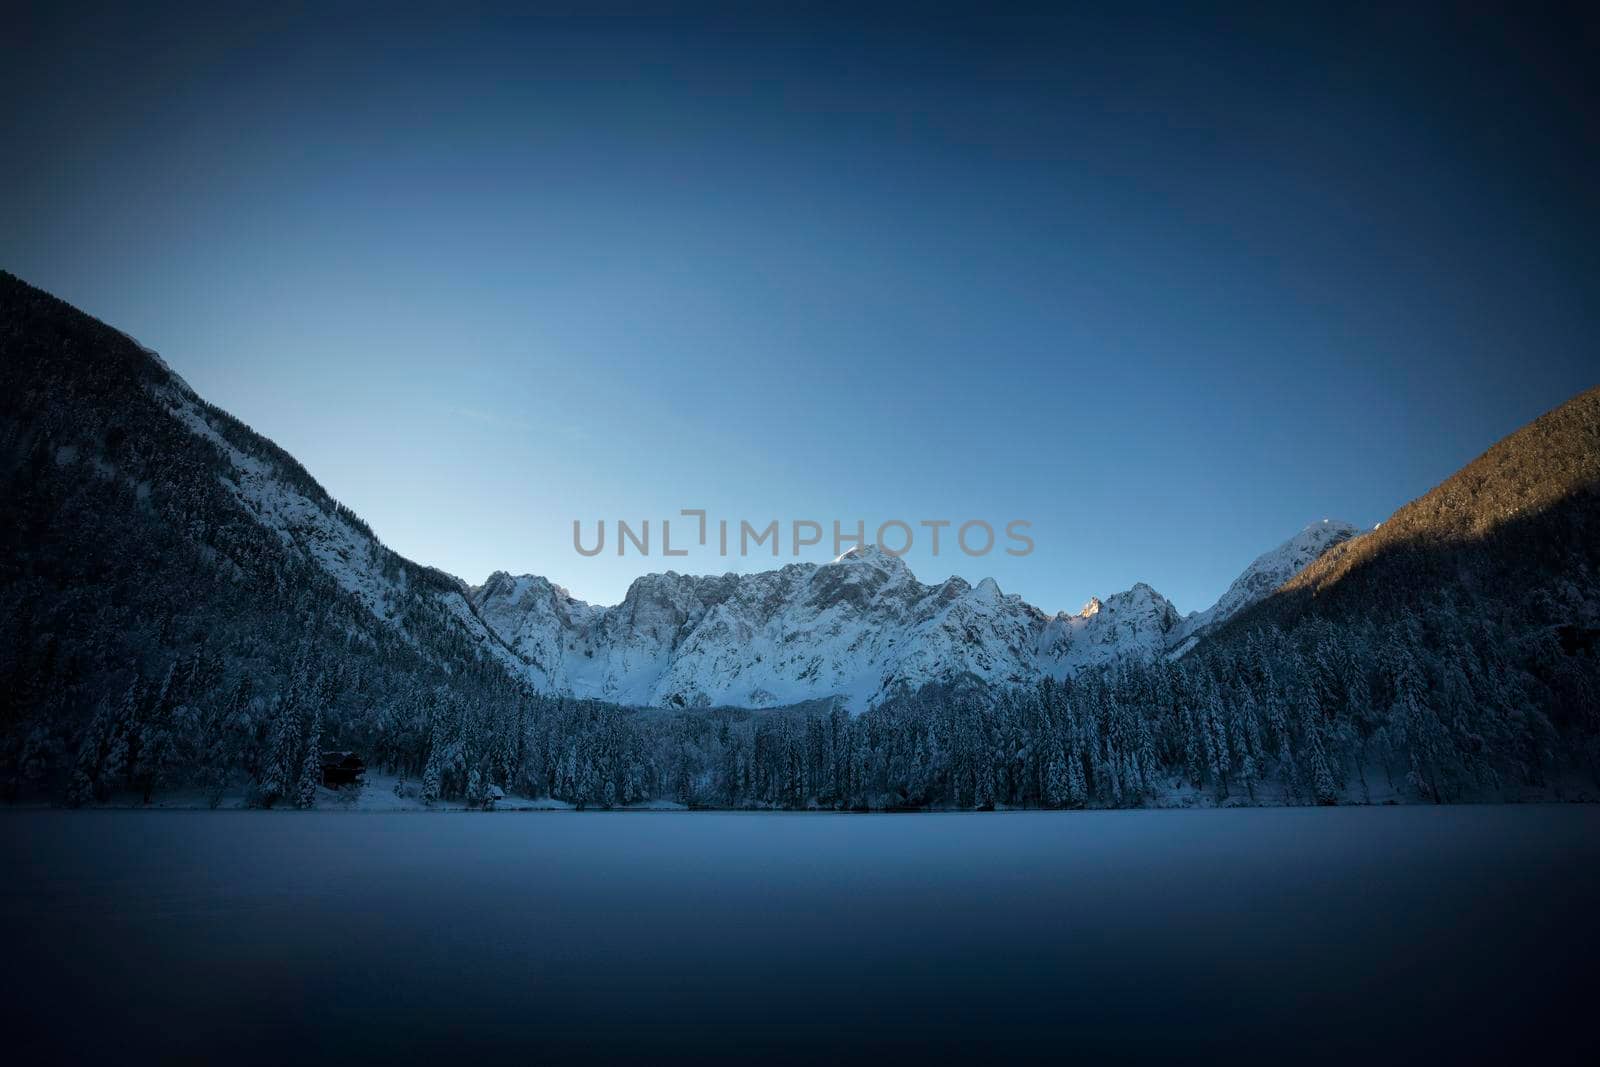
[319,751,366,787]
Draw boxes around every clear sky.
[4,4,1596,613]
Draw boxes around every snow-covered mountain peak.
[1097,583,1180,628]
[831,543,911,570]
[466,520,1354,711]
[1175,519,1359,640]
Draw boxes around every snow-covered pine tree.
[65,699,114,807]
[420,728,443,805]
[1045,748,1068,808]
[297,709,322,808]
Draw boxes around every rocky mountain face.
[1195,519,1359,625]
[474,548,1047,709]
[471,521,1358,710]
[1163,519,1359,657]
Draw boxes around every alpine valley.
[3,270,1598,810]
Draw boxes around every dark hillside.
[1262,385,1600,627]
[0,270,540,803]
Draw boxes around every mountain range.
[470,521,1357,709]
[3,268,1596,810]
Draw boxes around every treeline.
[24,588,1600,809]
[655,601,1596,809]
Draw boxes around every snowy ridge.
[1038,582,1185,676]
[474,525,1359,710]
[472,546,1044,709]
[1172,519,1360,641]
[153,376,526,676]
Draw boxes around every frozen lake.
[4,807,1597,1061]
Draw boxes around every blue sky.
[4,6,1596,612]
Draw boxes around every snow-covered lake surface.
[4,807,1597,1061]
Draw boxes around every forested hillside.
[1255,385,1600,625]
[0,270,539,804]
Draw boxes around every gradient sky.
[4,4,1597,613]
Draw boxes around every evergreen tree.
[420,733,442,805]
[297,709,322,808]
